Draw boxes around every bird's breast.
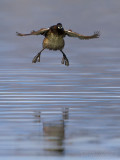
[43,33,65,50]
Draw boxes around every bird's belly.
[43,37,65,50]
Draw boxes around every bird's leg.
[32,48,45,63]
[60,50,69,66]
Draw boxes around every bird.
[16,23,100,66]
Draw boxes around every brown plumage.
[16,23,100,66]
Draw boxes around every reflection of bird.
[16,23,100,66]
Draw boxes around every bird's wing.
[65,30,100,40]
[16,28,49,36]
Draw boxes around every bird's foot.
[61,57,69,66]
[65,59,69,66]
[32,54,40,63]
[61,57,64,64]
[37,56,40,62]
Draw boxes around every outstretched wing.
[16,28,49,36]
[65,30,100,40]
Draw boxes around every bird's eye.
[58,26,62,29]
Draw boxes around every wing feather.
[16,28,49,36]
[65,30,100,40]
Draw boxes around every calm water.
[0,0,120,159]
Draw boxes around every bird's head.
[57,23,63,30]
